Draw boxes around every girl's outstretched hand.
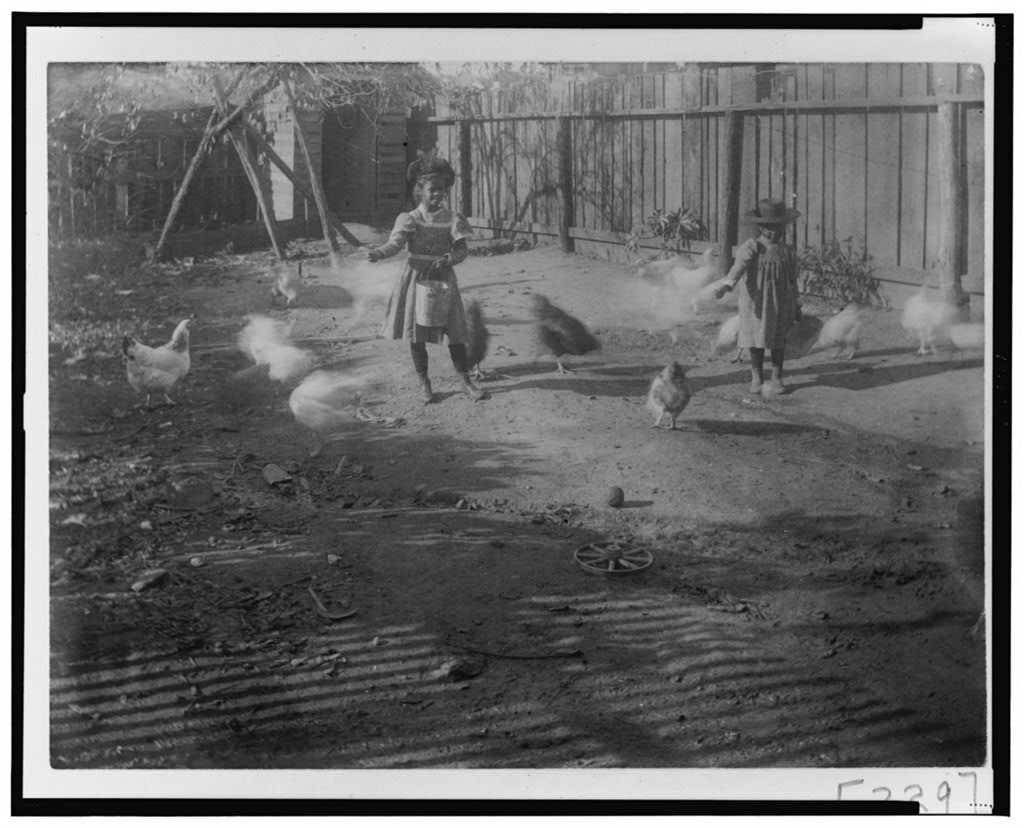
[366,248,382,263]
[714,284,732,300]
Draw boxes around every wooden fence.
[432,64,986,294]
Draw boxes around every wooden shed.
[49,75,415,241]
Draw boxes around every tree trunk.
[282,78,339,261]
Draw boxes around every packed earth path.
[48,234,986,769]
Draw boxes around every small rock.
[262,464,292,486]
[131,569,168,592]
[606,486,625,508]
[433,655,487,681]
[189,557,204,568]
[326,554,341,565]
[139,520,153,531]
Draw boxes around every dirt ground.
[48,233,987,769]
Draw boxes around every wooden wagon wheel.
[574,541,653,574]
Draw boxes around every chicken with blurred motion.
[289,368,383,457]
[237,314,316,384]
[463,299,493,381]
[714,314,745,363]
[530,293,601,374]
[647,362,692,430]
[123,315,195,407]
[813,303,868,359]
[901,283,959,356]
[271,261,303,307]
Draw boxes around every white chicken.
[901,285,959,356]
[237,314,315,384]
[714,314,745,362]
[288,368,382,457]
[947,322,985,352]
[122,316,195,407]
[647,362,692,430]
[690,276,737,315]
[633,255,681,284]
[813,303,869,360]
[271,261,303,307]
[669,247,719,297]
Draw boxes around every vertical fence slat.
[663,73,683,211]
[866,64,902,270]
[936,101,966,304]
[964,105,985,286]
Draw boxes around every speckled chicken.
[122,315,194,407]
[647,361,691,430]
[530,293,601,374]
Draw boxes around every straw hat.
[743,198,801,225]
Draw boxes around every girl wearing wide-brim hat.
[714,199,803,396]
[367,155,487,404]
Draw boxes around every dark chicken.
[530,293,601,374]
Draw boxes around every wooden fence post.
[717,109,744,275]
[936,101,966,314]
[557,116,575,253]
[459,120,473,217]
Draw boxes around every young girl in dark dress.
[716,199,803,396]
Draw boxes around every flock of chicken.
[120,249,983,440]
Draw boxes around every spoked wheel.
[574,541,654,574]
